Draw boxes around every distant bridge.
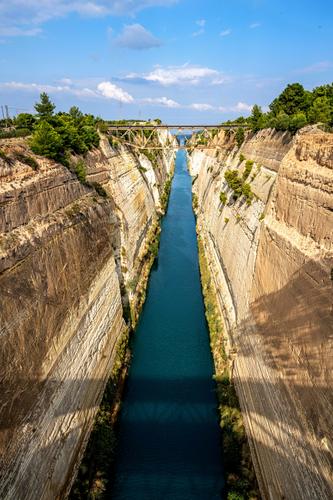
[107,124,244,150]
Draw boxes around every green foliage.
[223,81,333,133]
[29,121,63,161]
[219,191,227,205]
[270,83,310,116]
[241,182,254,204]
[224,217,229,224]
[239,153,246,163]
[308,96,332,124]
[192,193,198,210]
[242,160,254,180]
[69,106,83,122]
[15,153,39,170]
[0,128,31,139]
[72,159,87,183]
[259,212,265,221]
[0,149,7,160]
[250,104,263,132]
[272,111,291,131]
[14,113,36,130]
[289,112,308,132]
[224,170,243,199]
[148,233,160,258]
[160,176,172,211]
[34,92,56,118]
[29,98,100,163]
[235,127,245,148]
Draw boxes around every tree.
[34,92,56,119]
[69,106,83,122]
[289,112,308,132]
[235,127,245,148]
[30,121,63,160]
[273,111,291,131]
[308,97,332,124]
[250,104,263,132]
[15,113,36,130]
[269,83,310,116]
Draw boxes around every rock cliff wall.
[190,127,333,499]
[0,133,174,499]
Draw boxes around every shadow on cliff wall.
[1,373,333,498]
[235,259,333,440]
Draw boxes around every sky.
[0,0,332,123]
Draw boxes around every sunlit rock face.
[189,126,333,500]
[0,133,174,499]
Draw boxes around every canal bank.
[110,148,224,499]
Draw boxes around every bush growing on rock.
[30,121,63,161]
[220,191,227,205]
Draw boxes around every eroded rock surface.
[190,126,333,499]
[0,134,174,499]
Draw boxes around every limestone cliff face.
[190,127,333,499]
[0,133,174,499]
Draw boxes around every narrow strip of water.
[111,149,224,499]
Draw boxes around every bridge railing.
[106,124,245,150]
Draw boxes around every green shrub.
[224,217,229,224]
[220,191,227,205]
[259,212,265,221]
[224,170,243,199]
[289,112,308,132]
[235,127,245,148]
[0,149,7,160]
[242,160,254,180]
[239,153,246,162]
[14,113,36,130]
[30,121,63,161]
[15,153,38,170]
[72,159,87,183]
[0,128,31,139]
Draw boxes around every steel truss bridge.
[107,124,243,150]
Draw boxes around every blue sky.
[0,0,332,123]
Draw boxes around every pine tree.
[34,92,56,119]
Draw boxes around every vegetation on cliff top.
[224,82,333,133]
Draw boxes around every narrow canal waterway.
[111,149,224,499]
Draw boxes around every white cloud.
[220,29,231,37]
[190,103,214,111]
[115,24,161,50]
[192,28,204,37]
[97,81,134,103]
[219,102,253,113]
[249,22,261,29]
[192,18,206,37]
[141,96,180,108]
[0,79,135,103]
[0,1,178,37]
[126,64,220,86]
[0,26,42,37]
[297,61,333,74]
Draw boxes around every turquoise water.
[110,149,224,499]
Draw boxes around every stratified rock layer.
[190,127,333,499]
[0,134,174,499]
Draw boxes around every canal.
[111,148,224,499]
